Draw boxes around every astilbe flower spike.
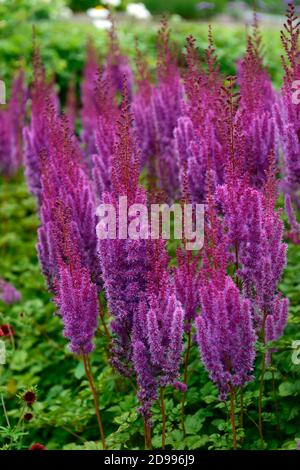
[216,154,288,336]
[151,18,184,199]
[174,30,223,203]
[23,44,58,203]
[80,38,100,158]
[275,4,300,203]
[92,70,119,198]
[285,194,300,243]
[196,274,256,399]
[237,19,277,188]
[132,240,185,424]
[103,14,133,100]
[132,41,156,169]
[98,84,149,376]
[0,70,27,177]
[37,104,101,291]
[55,250,99,354]
[0,279,21,304]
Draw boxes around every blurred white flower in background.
[126,3,151,20]
[102,0,121,6]
[93,19,113,30]
[87,7,109,19]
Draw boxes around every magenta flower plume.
[216,158,288,334]
[36,105,100,354]
[174,247,201,331]
[265,294,289,344]
[37,104,100,291]
[276,4,300,202]
[196,275,256,399]
[103,16,133,100]
[152,19,184,199]
[80,38,100,158]
[91,71,119,198]
[132,245,185,423]
[0,70,27,177]
[98,86,149,375]
[285,194,300,244]
[55,254,99,355]
[175,31,224,202]
[132,45,156,168]
[237,21,277,187]
[0,279,21,304]
[23,46,57,203]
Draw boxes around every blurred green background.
[0,0,294,101]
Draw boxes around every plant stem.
[160,387,166,450]
[144,419,152,449]
[99,298,111,341]
[82,353,106,449]
[0,393,10,428]
[270,354,280,432]
[230,386,237,450]
[239,388,244,444]
[258,313,267,449]
[181,330,191,436]
[258,352,266,448]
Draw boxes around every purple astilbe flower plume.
[265,294,289,344]
[37,104,101,290]
[275,4,300,201]
[174,31,224,202]
[285,194,300,243]
[65,76,77,132]
[91,71,120,198]
[150,18,184,199]
[102,14,133,100]
[23,44,58,203]
[196,275,256,399]
[0,70,27,177]
[132,42,156,169]
[216,155,288,335]
[174,249,200,330]
[80,38,100,158]
[132,240,185,423]
[36,104,100,354]
[201,176,229,288]
[0,279,21,304]
[237,18,277,188]
[98,86,149,375]
[55,252,99,355]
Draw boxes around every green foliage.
[68,1,100,12]
[0,13,299,450]
[0,17,284,105]
[143,0,227,19]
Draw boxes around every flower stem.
[258,351,266,448]
[99,298,111,341]
[0,393,10,428]
[160,387,166,450]
[230,386,237,450]
[181,330,191,436]
[144,419,152,449]
[258,313,267,449]
[270,354,280,431]
[82,353,106,449]
[239,388,244,444]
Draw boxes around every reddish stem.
[82,353,106,449]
